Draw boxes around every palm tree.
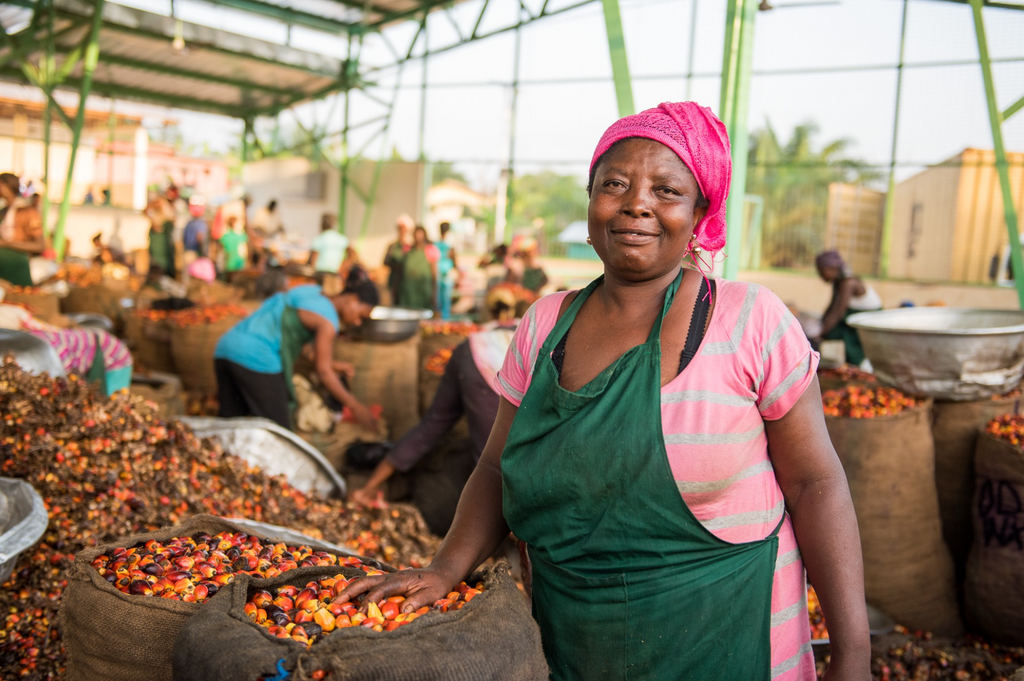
[747,121,881,269]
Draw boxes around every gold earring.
[586,237,592,245]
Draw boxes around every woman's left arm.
[765,377,871,681]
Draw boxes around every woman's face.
[338,296,374,327]
[588,138,708,282]
[414,228,427,246]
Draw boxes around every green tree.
[430,162,467,185]
[508,171,589,256]
[747,121,881,269]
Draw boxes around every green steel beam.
[720,0,756,281]
[879,0,909,279]
[94,18,341,79]
[81,52,304,97]
[970,0,1024,308]
[367,0,599,74]
[54,0,105,261]
[685,0,698,100]
[200,0,355,34]
[1004,91,1024,120]
[600,0,634,117]
[719,0,740,135]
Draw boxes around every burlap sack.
[124,314,176,373]
[825,400,962,635]
[335,335,420,440]
[5,289,61,323]
[169,317,240,395]
[130,372,185,418]
[186,280,243,306]
[172,561,548,681]
[965,432,1024,645]
[932,395,1021,585]
[61,514,363,681]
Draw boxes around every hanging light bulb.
[172,19,186,53]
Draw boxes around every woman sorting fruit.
[340,102,870,680]
[214,284,379,431]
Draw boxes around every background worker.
[398,226,439,309]
[350,287,519,528]
[435,222,457,320]
[0,173,45,286]
[214,284,378,430]
[814,249,883,367]
[309,213,348,274]
[219,216,248,278]
[383,214,414,305]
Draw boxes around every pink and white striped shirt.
[497,278,819,681]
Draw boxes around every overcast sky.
[7,0,1024,191]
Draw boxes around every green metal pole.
[339,35,353,234]
[242,119,252,163]
[685,0,698,101]
[600,0,634,117]
[105,102,115,206]
[505,23,521,239]
[718,0,741,132]
[721,0,755,281]
[970,0,1024,308]
[418,20,430,225]
[40,0,55,237]
[54,0,105,261]
[879,0,908,279]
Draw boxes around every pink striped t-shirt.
[496,278,819,681]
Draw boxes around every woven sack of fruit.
[932,393,1022,586]
[60,286,104,316]
[965,425,1024,645]
[61,514,368,681]
[130,373,186,418]
[169,317,239,395]
[4,288,61,323]
[824,394,962,635]
[334,334,420,440]
[124,314,176,373]
[186,280,243,306]
[172,561,548,681]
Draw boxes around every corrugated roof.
[0,0,350,117]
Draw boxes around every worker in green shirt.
[220,216,249,275]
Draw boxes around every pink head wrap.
[589,101,732,253]
[187,257,216,283]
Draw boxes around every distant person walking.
[309,213,349,274]
[383,214,414,305]
[145,188,176,278]
[220,216,249,276]
[182,199,209,269]
[399,226,439,310]
[435,222,457,320]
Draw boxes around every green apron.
[502,271,782,681]
[280,305,316,426]
[399,247,434,309]
[823,309,867,366]
[0,247,33,286]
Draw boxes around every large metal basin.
[0,478,48,583]
[355,307,432,343]
[0,330,65,378]
[848,308,1024,400]
[177,416,347,498]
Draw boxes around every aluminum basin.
[847,308,1024,400]
[355,307,433,343]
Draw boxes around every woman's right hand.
[335,567,455,615]
[347,402,378,431]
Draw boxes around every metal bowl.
[0,330,66,378]
[848,308,1024,400]
[355,307,433,343]
[66,313,114,332]
[0,478,48,584]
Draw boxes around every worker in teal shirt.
[214,284,377,430]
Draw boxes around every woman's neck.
[598,267,682,316]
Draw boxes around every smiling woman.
[337,102,871,681]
